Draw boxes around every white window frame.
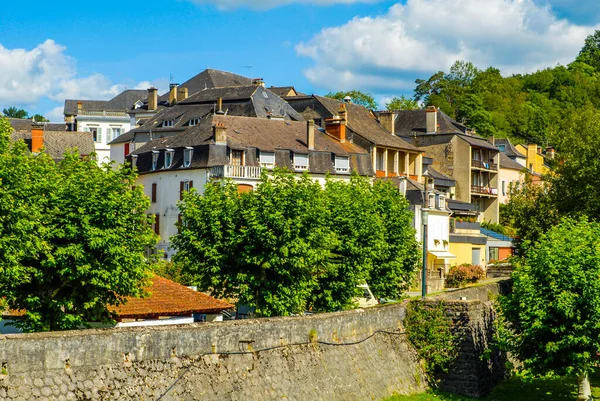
[293,153,309,171]
[131,155,138,168]
[334,156,350,173]
[111,126,122,140]
[152,151,159,170]
[260,151,275,169]
[164,149,174,169]
[183,180,192,192]
[162,120,174,128]
[183,147,193,168]
[188,118,201,126]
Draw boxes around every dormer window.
[164,149,174,168]
[293,153,309,171]
[259,151,275,169]
[428,193,435,208]
[188,118,201,126]
[162,119,174,127]
[183,147,193,168]
[334,155,349,173]
[131,155,138,168]
[151,151,159,170]
[134,100,143,109]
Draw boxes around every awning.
[428,250,457,259]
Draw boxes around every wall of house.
[77,115,133,164]
[449,242,486,267]
[0,304,428,401]
[498,167,522,204]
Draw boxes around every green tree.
[499,218,600,400]
[576,30,600,71]
[32,114,49,122]
[385,95,419,110]
[325,90,378,110]
[0,118,158,332]
[2,106,28,119]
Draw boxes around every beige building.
[394,107,500,223]
[498,153,525,204]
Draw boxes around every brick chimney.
[325,117,346,143]
[77,102,83,113]
[31,124,44,153]
[338,103,348,125]
[216,97,224,115]
[169,83,178,105]
[177,87,188,103]
[213,122,227,145]
[307,120,315,150]
[147,87,158,111]
[426,106,437,133]
[379,111,395,135]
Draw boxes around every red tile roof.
[112,276,234,319]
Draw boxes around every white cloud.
[186,0,380,10]
[296,0,600,93]
[45,106,66,122]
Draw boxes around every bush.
[445,264,484,288]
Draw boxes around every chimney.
[546,146,555,159]
[177,87,189,103]
[169,83,178,105]
[213,122,227,145]
[307,120,315,150]
[343,96,352,103]
[77,102,83,113]
[147,87,158,111]
[252,78,265,87]
[216,97,224,115]
[487,135,495,146]
[426,106,437,133]
[31,124,44,153]
[338,103,348,125]
[379,111,395,135]
[325,118,346,143]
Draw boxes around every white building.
[64,90,147,163]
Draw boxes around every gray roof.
[7,118,65,131]
[427,166,455,183]
[394,109,468,136]
[10,130,94,161]
[288,95,419,151]
[495,138,525,158]
[459,134,499,151]
[64,89,147,115]
[499,152,525,171]
[159,69,253,102]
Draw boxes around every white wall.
[77,115,132,164]
[498,167,523,204]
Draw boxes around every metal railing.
[471,159,498,171]
[471,185,498,195]
[210,165,262,179]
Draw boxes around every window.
[88,127,101,143]
[439,195,446,210]
[183,147,193,168]
[376,150,385,171]
[502,180,506,196]
[111,127,122,139]
[151,183,157,203]
[151,151,159,170]
[231,149,244,166]
[428,193,435,208]
[153,214,160,235]
[164,149,174,168]
[489,247,499,262]
[260,151,275,169]
[188,118,201,126]
[293,153,309,171]
[497,144,505,152]
[180,180,194,200]
[334,156,350,173]
[162,120,174,127]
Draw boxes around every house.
[8,119,94,161]
[498,152,525,204]
[128,115,372,258]
[1,276,234,334]
[288,95,424,181]
[514,143,553,180]
[447,199,487,267]
[481,228,514,263]
[395,106,500,223]
[495,138,526,166]
[64,90,147,162]
[109,84,304,164]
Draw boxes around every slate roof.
[499,152,525,171]
[289,96,419,151]
[394,109,468,136]
[427,166,455,184]
[268,86,299,97]
[495,138,525,158]
[7,118,65,131]
[10,130,94,160]
[459,134,499,151]
[159,69,253,102]
[64,89,147,115]
[112,276,233,318]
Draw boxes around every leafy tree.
[385,95,419,110]
[2,106,28,119]
[576,30,600,71]
[324,90,377,110]
[499,218,600,400]
[32,114,49,122]
[173,170,418,316]
[0,118,158,332]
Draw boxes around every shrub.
[445,264,484,288]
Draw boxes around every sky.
[0,0,598,121]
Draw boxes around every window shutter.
[154,214,160,235]
[151,183,157,203]
[178,214,182,234]
[180,181,184,200]
[124,143,130,156]
[97,128,103,143]
[189,181,193,189]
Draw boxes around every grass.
[384,371,600,401]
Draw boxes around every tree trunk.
[578,371,592,401]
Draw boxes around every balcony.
[471,185,498,196]
[210,165,262,179]
[471,159,498,171]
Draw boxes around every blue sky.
[0,0,598,120]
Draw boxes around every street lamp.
[421,207,429,299]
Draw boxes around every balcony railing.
[471,185,498,195]
[471,159,498,171]
[210,165,262,179]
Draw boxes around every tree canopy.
[385,95,420,110]
[499,218,600,399]
[325,90,378,110]
[173,170,419,316]
[2,106,29,119]
[0,117,158,332]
